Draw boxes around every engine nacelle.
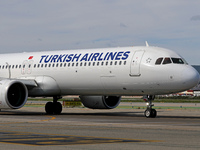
[0,80,28,109]
[80,96,121,109]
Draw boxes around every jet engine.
[80,96,121,109]
[0,80,28,109]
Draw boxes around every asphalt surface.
[0,103,200,150]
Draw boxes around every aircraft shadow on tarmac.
[0,110,199,119]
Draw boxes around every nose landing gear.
[143,95,157,118]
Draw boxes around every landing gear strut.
[143,95,157,118]
[45,96,62,114]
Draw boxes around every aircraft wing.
[0,77,37,88]
[14,79,37,88]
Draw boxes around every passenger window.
[34,64,36,68]
[93,62,95,66]
[76,63,78,66]
[19,65,21,68]
[101,62,104,66]
[110,62,113,65]
[88,62,91,66]
[106,62,108,66]
[163,58,172,64]
[37,64,40,68]
[52,64,55,67]
[124,61,126,65]
[72,63,74,66]
[115,61,117,65]
[2,66,4,69]
[56,63,59,67]
[45,64,47,67]
[155,58,163,65]
[84,62,87,66]
[80,62,82,66]
[97,62,99,66]
[68,63,70,67]
[16,65,18,68]
[64,63,66,67]
[119,61,122,65]
[49,64,51,67]
[12,65,14,69]
[41,64,43,68]
[60,63,62,67]
[171,58,184,64]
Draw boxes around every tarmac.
[0,102,200,150]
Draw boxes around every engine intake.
[80,96,121,109]
[0,80,28,109]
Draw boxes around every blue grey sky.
[0,0,200,64]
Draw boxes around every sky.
[0,0,200,64]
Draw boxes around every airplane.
[0,42,199,118]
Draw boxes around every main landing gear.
[143,95,157,118]
[45,96,62,114]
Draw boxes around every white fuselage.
[0,46,199,97]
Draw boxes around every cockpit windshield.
[155,58,163,65]
[163,58,172,64]
[171,58,184,64]
[155,57,186,65]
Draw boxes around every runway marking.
[0,116,56,124]
[0,131,160,146]
[27,116,56,123]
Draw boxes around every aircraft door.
[21,60,28,75]
[130,50,145,76]
[27,60,33,74]
[21,60,34,75]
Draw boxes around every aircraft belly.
[57,69,104,95]
[56,69,128,95]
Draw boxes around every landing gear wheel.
[45,96,63,115]
[45,102,54,114]
[144,109,157,118]
[151,109,157,118]
[144,109,151,118]
[54,102,62,114]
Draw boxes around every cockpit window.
[171,58,184,64]
[155,58,163,65]
[155,57,186,65]
[163,57,172,64]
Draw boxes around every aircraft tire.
[144,109,151,118]
[151,109,157,118]
[45,102,54,114]
[54,102,62,114]
[144,109,157,118]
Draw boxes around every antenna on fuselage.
[145,41,149,47]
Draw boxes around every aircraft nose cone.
[182,66,200,89]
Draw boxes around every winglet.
[145,41,149,47]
